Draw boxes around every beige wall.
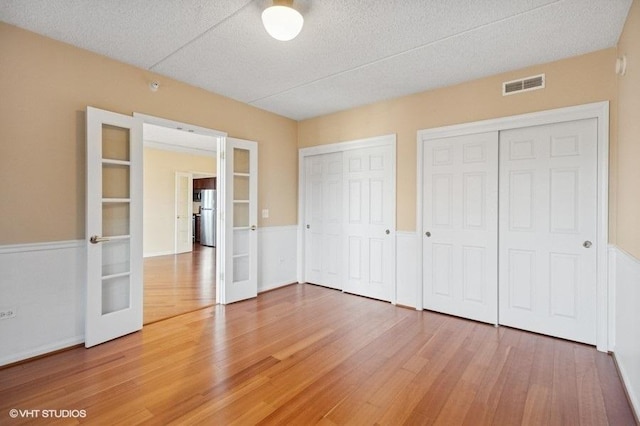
[0,21,631,244]
[143,148,216,256]
[617,0,640,259]
[298,49,619,233]
[0,23,298,245]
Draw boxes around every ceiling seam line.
[148,0,257,71]
[247,0,563,104]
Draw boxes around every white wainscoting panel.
[611,245,640,419]
[258,226,298,293]
[0,241,85,366]
[396,232,419,308]
[0,227,297,366]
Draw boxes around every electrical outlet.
[0,308,16,320]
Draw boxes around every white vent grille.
[502,74,545,96]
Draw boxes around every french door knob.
[90,235,110,244]
[385,229,390,235]
[425,231,431,237]
[583,240,592,248]
[250,225,257,231]
[306,224,310,229]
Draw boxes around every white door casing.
[218,137,258,304]
[175,172,193,254]
[343,144,396,302]
[499,119,598,345]
[86,106,143,348]
[304,152,343,289]
[422,132,499,324]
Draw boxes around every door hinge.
[220,151,225,160]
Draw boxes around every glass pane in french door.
[233,147,251,284]
[101,123,132,315]
[102,124,130,161]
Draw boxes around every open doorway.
[137,116,225,324]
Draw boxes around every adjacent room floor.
[143,244,216,324]
[1,284,635,424]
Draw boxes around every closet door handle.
[425,231,431,237]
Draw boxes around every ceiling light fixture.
[262,0,303,41]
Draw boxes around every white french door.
[218,137,258,304]
[343,145,395,302]
[85,107,143,347]
[422,132,498,324]
[175,172,193,254]
[304,152,343,289]
[499,119,598,344]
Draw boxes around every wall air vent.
[502,74,545,96]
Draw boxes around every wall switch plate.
[0,308,16,320]
[262,209,269,219]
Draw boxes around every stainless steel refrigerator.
[200,189,216,247]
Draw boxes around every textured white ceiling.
[0,0,632,120]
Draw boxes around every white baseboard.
[610,245,640,419]
[258,281,296,293]
[0,336,84,367]
[144,250,175,258]
[0,240,85,367]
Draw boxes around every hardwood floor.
[1,284,635,425]
[143,244,216,324]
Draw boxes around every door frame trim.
[416,101,610,351]
[133,112,226,303]
[297,134,397,302]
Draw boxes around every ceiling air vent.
[502,74,545,96]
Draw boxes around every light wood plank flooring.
[1,284,635,425]
[143,244,216,324]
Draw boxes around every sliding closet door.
[422,132,498,324]
[343,145,395,302]
[304,152,343,289]
[499,119,598,344]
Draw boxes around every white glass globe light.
[261,5,304,41]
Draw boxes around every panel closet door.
[498,118,598,345]
[422,132,499,324]
[343,145,395,302]
[304,152,343,289]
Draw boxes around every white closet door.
[343,145,395,302]
[422,132,498,324]
[304,152,343,289]
[499,119,598,344]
